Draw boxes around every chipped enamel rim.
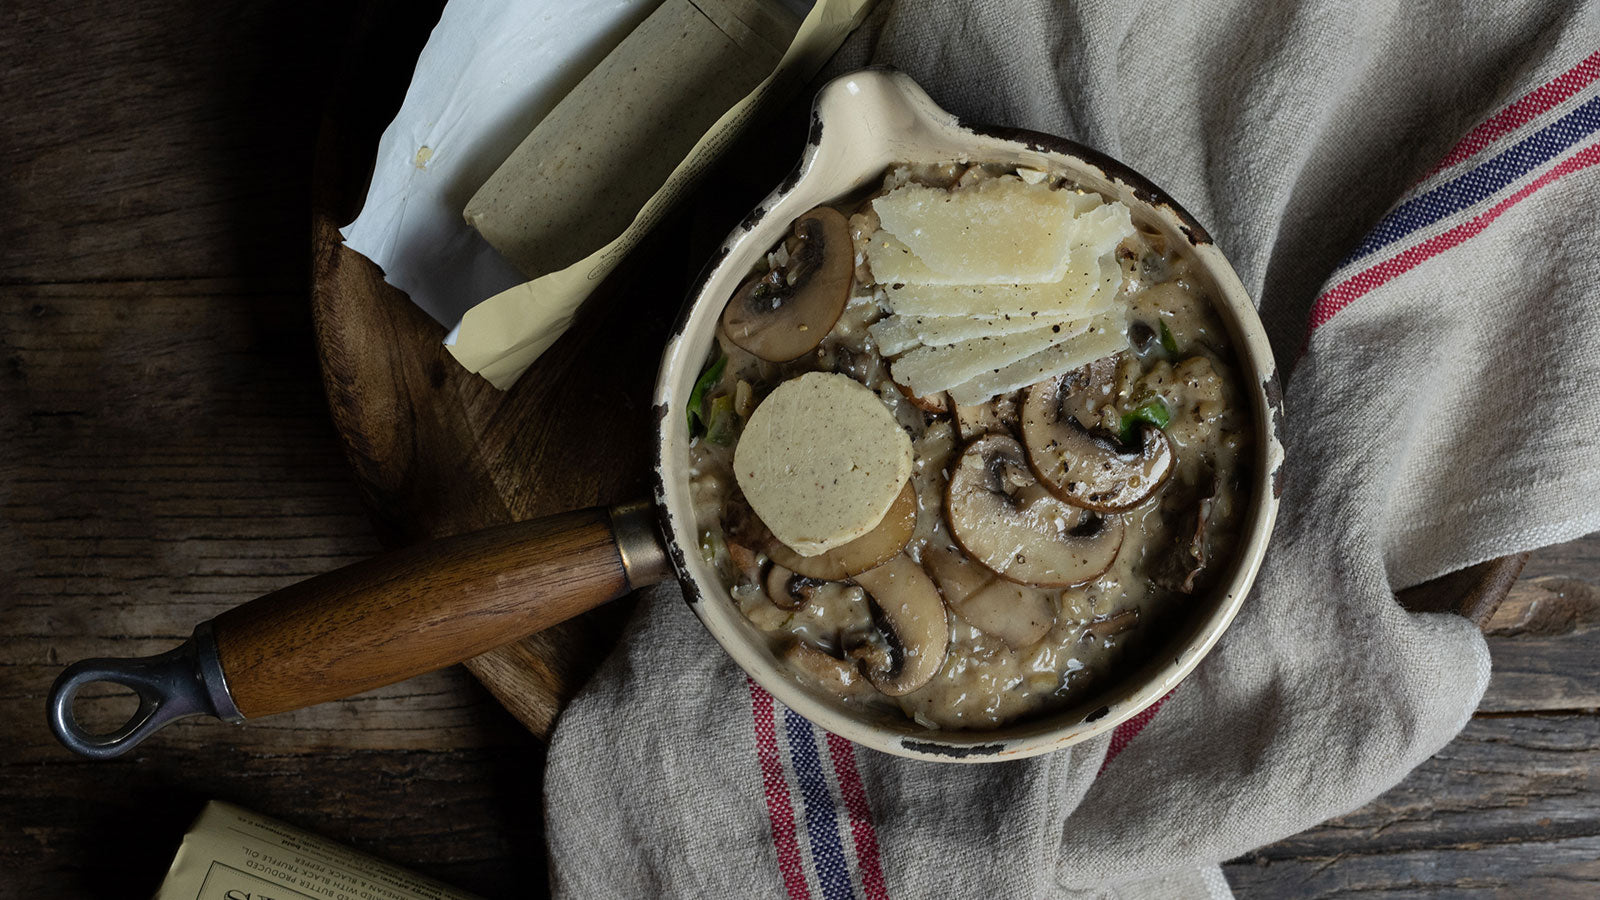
[652,68,1284,763]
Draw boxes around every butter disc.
[733,372,914,557]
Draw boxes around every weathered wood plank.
[2,280,381,634]
[1227,835,1600,898]
[1480,576,1600,713]
[0,1,366,283]
[1523,534,1600,582]
[0,4,537,899]
[1,280,518,759]
[0,744,545,900]
[1254,714,1599,857]
[1230,714,1600,896]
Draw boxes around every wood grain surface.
[1,1,1596,898]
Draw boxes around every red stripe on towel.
[1099,690,1174,774]
[1424,50,1600,178]
[1311,140,1600,331]
[750,680,812,900]
[824,732,890,900]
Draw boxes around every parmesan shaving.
[869,178,1096,284]
[870,312,1089,354]
[863,172,1140,405]
[946,315,1131,406]
[863,231,947,285]
[1096,252,1123,300]
[867,315,926,356]
[1073,201,1136,258]
[881,249,1114,319]
[890,322,1091,398]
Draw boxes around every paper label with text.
[155,801,481,900]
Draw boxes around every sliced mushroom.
[1054,355,1120,431]
[782,641,878,700]
[1184,495,1214,593]
[721,206,853,362]
[946,434,1125,587]
[848,554,950,696]
[1021,370,1174,512]
[952,390,1021,441]
[726,541,761,579]
[923,544,1055,649]
[766,481,916,580]
[918,543,989,604]
[763,564,837,612]
[720,493,773,550]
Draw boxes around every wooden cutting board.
[308,115,679,738]
[308,3,1527,741]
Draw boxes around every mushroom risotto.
[686,162,1253,730]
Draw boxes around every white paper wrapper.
[339,0,661,327]
[340,0,873,389]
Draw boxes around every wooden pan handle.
[1395,552,1530,628]
[47,501,670,756]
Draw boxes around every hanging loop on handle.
[48,621,241,760]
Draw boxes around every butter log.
[464,0,802,279]
[734,372,914,557]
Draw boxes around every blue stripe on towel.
[1341,92,1600,266]
[784,708,857,900]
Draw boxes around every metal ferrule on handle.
[48,620,242,760]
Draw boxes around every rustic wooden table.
[3,2,1596,897]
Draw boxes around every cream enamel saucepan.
[49,69,1284,762]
